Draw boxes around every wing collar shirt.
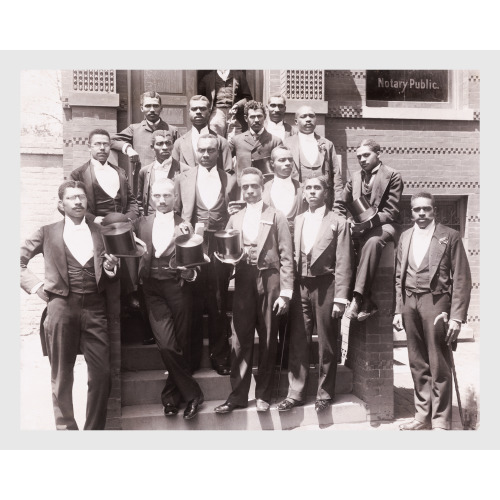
[153,157,173,181]
[91,157,119,198]
[412,219,436,268]
[266,120,285,141]
[152,210,175,258]
[217,70,231,81]
[242,199,263,243]
[191,125,210,156]
[302,205,326,255]
[298,132,320,165]
[197,166,221,210]
[63,215,94,266]
[362,163,380,189]
[270,176,295,218]
[250,127,265,139]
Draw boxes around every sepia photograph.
[19,66,480,434]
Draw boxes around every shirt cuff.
[334,298,348,305]
[122,143,131,154]
[451,318,462,324]
[280,289,293,299]
[104,266,117,277]
[184,269,197,282]
[30,282,44,294]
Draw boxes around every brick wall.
[20,151,64,336]
[346,244,395,421]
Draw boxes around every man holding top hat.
[276,176,353,412]
[132,178,205,420]
[393,193,471,430]
[20,180,119,430]
[214,167,294,414]
[174,134,238,375]
[342,139,404,321]
[228,100,283,189]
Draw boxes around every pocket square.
[260,220,273,225]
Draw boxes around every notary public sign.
[366,70,449,102]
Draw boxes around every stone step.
[121,394,368,430]
[121,365,353,406]
[122,335,321,371]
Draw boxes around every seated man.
[343,139,404,321]
[214,167,293,414]
[172,95,233,173]
[20,180,119,430]
[277,176,353,412]
[133,178,204,420]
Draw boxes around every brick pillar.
[345,242,395,421]
[61,69,122,429]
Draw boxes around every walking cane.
[274,314,289,403]
[434,312,466,430]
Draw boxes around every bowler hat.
[170,233,210,269]
[213,229,245,264]
[100,213,146,257]
[347,195,377,224]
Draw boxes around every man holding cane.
[393,192,472,431]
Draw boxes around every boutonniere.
[439,236,449,245]
[317,141,327,154]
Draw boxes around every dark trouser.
[402,291,452,430]
[142,277,202,407]
[287,275,339,402]
[44,292,111,430]
[191,231,232,370]
[228,264,280,406]
[353,226,393,299]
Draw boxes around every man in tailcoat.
[133,178,204,420]
[394,192,471,431]
[264,94,297,141]
[214,167,294,414]
[174,134,238,374]
[20,180,119,430]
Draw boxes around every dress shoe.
[163,404,178,417]
[357,300,378,322]
[345,295,362,320]
[432,427,447,431]
[256,399,270,412]
[276,398,304,412]
[399,419,431,431]
[211,359,231,376]
[214,401,247,414]
[183,396,204,420]
[142,337,156,346]
[315,399,333,412]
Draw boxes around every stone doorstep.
[121,394,368,431]
[121,365,354,407]
[121,335,322,372]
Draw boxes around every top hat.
[213,229,245,264]
[251,156,274,179]
[170,233,210,269]
[100,214,146,258]
[347,195,377,224]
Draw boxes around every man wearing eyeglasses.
[20,181,119,430]
[394,193,471,431]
